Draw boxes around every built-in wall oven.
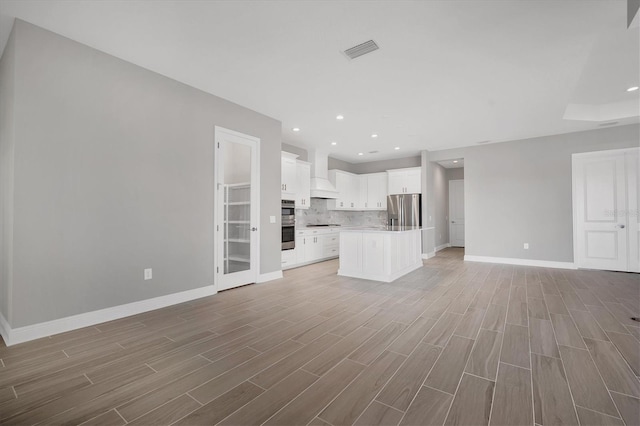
[282,200,295,250]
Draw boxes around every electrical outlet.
[523,243,529,250]
[144,268,152,280]
[270,215,276,224]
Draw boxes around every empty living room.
[0,1,639,425]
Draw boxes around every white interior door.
[215,127,259,291]
[449,179,465,247]
[573,148,639,272]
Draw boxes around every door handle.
[451,221,455,224]
[616,224,626,229]
[251,227,258,231]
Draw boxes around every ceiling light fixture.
[453,160,458,163]
[292,127,300,132]
[358,152,364,156]
[394,147,400,150]
[336,115,344,120]
[628,86,639,92]
[371,134,378,138]
[331,141,337,146]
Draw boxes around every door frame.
[214,126,261,291]
[449,179,465,247]
[572,147,639,271]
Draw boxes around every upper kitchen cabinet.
[387,167,422,194]
[295,160,311,209]
[281,152,298,199]
[327,170,362,210]
[364,173,388,210]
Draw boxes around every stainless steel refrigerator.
[387,194,422,227]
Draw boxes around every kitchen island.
[338,227,422,282]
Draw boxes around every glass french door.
[215,127,259,291]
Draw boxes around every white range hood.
[309,149,339,199]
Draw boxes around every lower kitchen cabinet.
[282,228,341,270]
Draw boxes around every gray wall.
[0,27,15,323]
[6,21,282,328]
[429,124,640,263]
[446,168,464,181]
[281,142,307,161]
[327,157,358,174]
[351,156,421,174]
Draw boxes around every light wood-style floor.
[1,248,639,425]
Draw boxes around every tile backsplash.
[296,198,388,227]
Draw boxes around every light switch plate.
[270,215,276,224]
[523,243,529,250]
[144,268,152,280]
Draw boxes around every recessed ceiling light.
[627,86,639,92]
[331,141,337,146]
[336,115,344,120]
[371,134,378,138]
[292,127,300,132]
[394,147,400,150]
[358,152,364,156]
[453,160,458,163]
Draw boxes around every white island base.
[338,228,422,283]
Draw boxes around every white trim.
[422,252,436,259]
[0,285,216,347]
[464,255,577,270]
[435,243,451,252]
[257,270,283,283]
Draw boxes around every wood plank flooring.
[1,248,639,425]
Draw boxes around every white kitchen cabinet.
[387,167,422,195]
[327,170,364,210]
[296,160,311,209]
[281,249,296,268]
[295,235,306,264]
[281,152,298,199]
[284,229,340,270]
[364,173,387,210]
[322,233,340,258]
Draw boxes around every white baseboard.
[257,270,283,283]
[422,252,436,259]
[435,243,451,252]
[0,285,217,347]
[464,255,577,270]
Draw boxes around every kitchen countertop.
[338,226,422,233]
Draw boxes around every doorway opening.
[432,158,465,254]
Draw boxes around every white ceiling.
[0,1,638,163]
[438,159,464,169]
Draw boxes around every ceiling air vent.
[343,40,379,60]
[598,121,618,127]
